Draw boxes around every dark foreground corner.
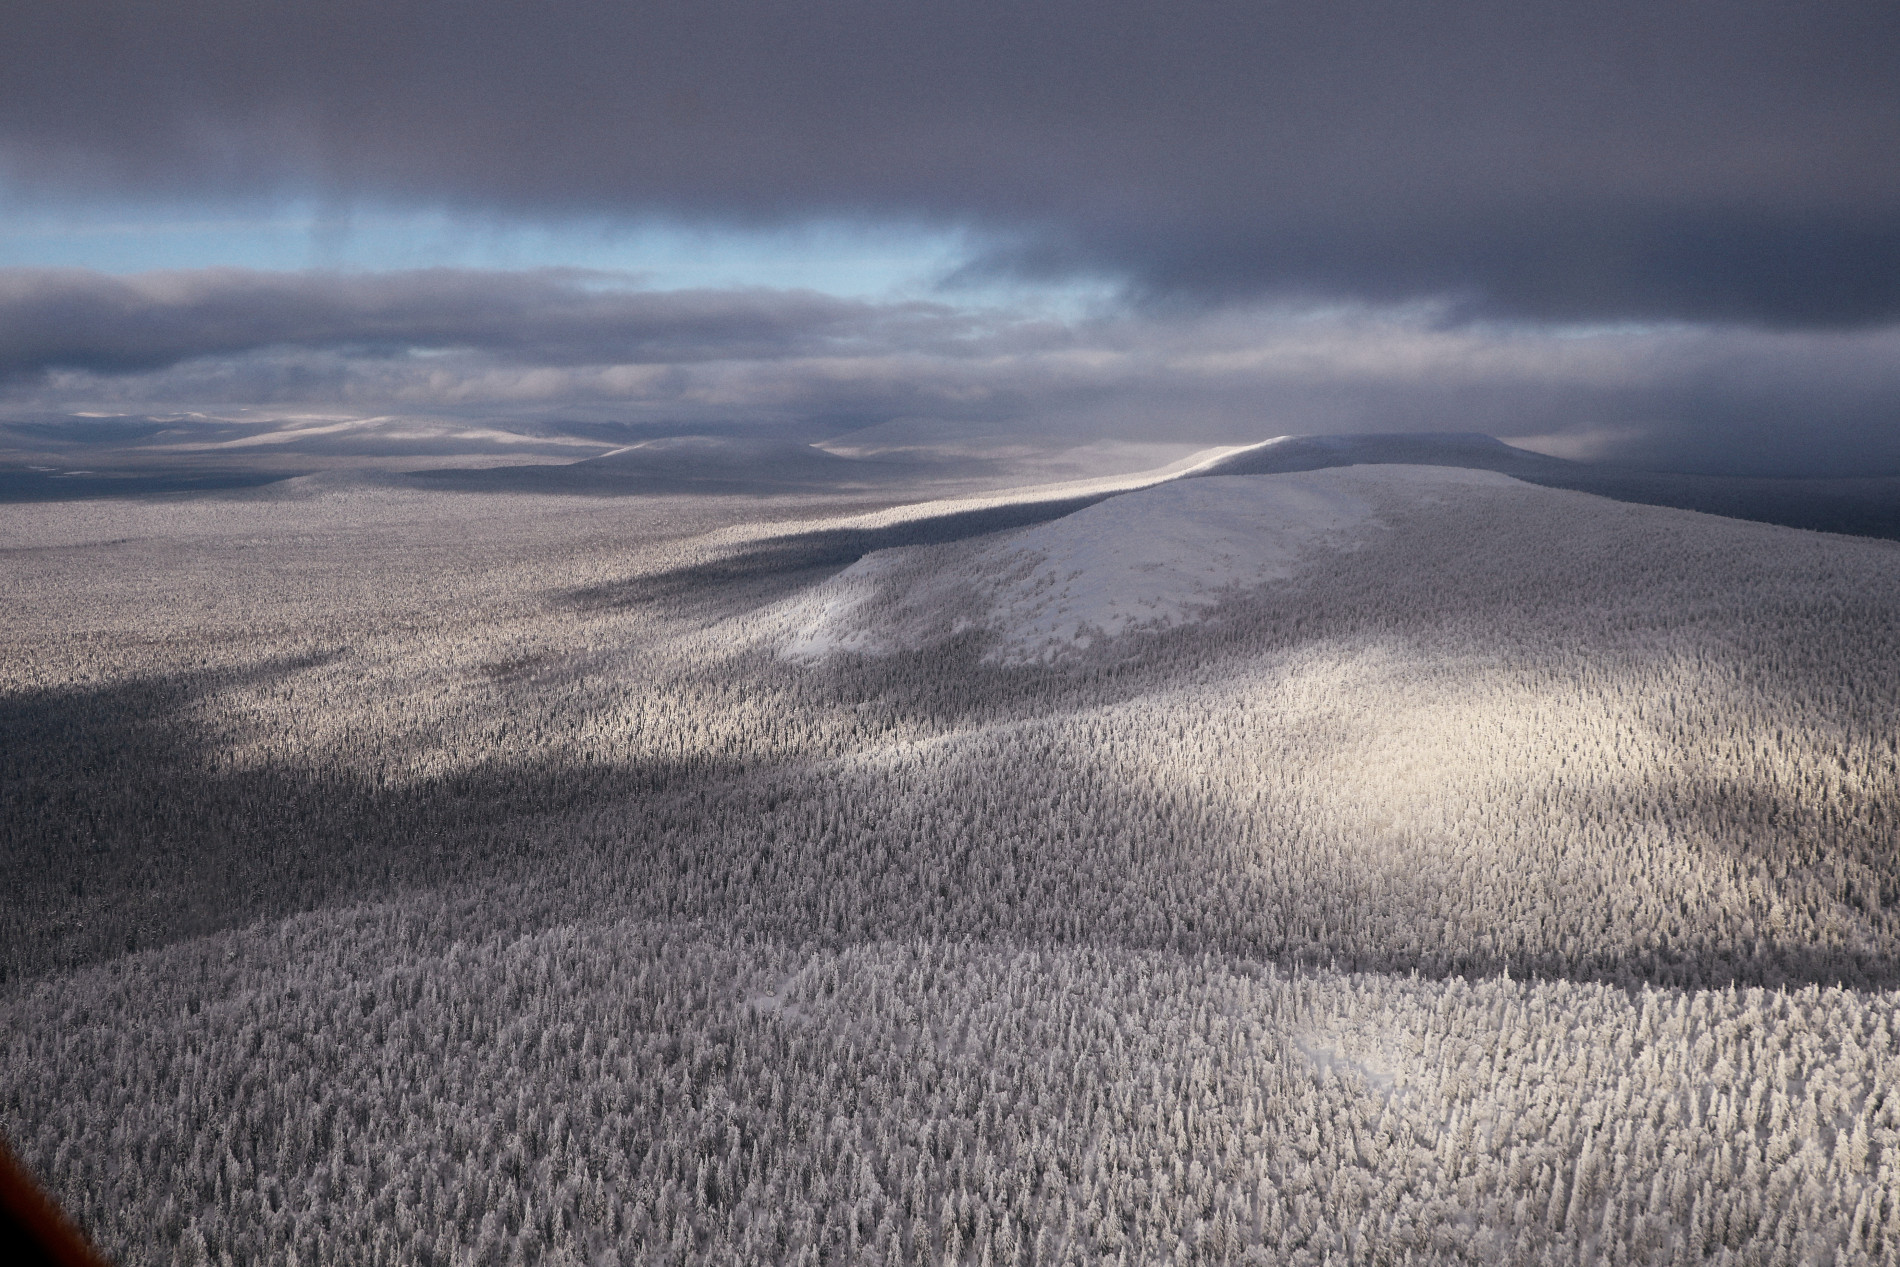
[0,1139,111,1267]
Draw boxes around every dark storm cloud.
[11,274,1899,477]
[0,268,974,382]
[5,2,1900,325]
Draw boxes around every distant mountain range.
[1194,432,1900,540]
[408,433,958,494]
[3,415,1898,542]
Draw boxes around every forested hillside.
[4,463,1898,1264]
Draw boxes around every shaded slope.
[1195,431,1900,540]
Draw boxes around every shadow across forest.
[565,491,1116,614]
[0,656,764,987]
[0,466,294,502]
[11,632,1900,997]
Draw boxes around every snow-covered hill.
[11,438,1900,1267]
[783,464,1517,662]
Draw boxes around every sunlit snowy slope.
[784,464,1515,662]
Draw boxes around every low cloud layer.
[0,268,988,380]
[7,267,1898,477]
[5,2,1900,325]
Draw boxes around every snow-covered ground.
[782,463,1518,663]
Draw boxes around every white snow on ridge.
[706,436,1292,556]
[782,464,1521,664]
[972,474,1374,659]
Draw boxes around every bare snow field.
[5,447,1900,1266]
[781,466,1503,663]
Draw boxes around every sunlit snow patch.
[783,464,1517,664]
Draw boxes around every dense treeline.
[5,915,1897,1266]
[3,470,1899,1263]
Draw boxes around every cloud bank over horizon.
[6,266,1900,476]
[2,2,1897,473]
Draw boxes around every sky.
[3,1,1898,474]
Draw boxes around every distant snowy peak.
[782,464,1520,664]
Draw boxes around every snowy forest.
[4,451,1900,1265]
